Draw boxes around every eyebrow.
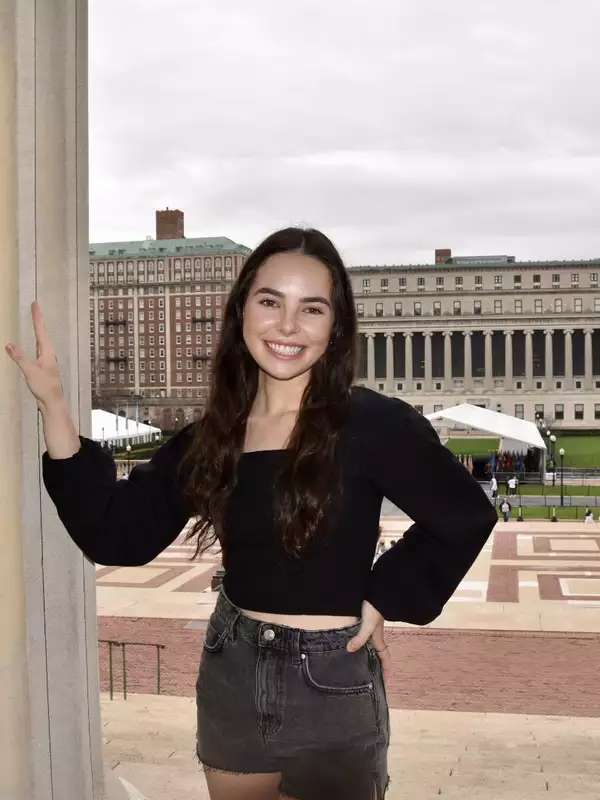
[253,286,332,308]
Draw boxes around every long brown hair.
[177,227,357,563]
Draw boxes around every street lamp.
[559,447,565,507]
[125,443,131,477]
[549,434,557,486]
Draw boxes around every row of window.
[409,402,600,421]
[357,298,600,317]
[361,272,599,293]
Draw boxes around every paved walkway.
[99,519,600,799]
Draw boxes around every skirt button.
[262,628,275,641]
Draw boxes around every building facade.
[89,209,251,432]
[349,249,600,428]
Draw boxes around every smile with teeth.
[265,341,306,358]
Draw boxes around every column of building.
[544,329,553,384]
[385,332,394,388]
[584,327,593,390]
[443,331,452,387]
[2,2,105,799]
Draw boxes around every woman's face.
[242,252,334,383]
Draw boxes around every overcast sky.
[89,1,600,266]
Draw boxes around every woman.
[6,227,497,800]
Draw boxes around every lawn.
[445,434,600,468]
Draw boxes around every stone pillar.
[463,331,473,392]
[544,328,553,383]
[385,332,394,386]
[443,331,452,386]
[584,327,593,390]
[504,330,513,390]
[366,332,375,384]
[424,331,433,391]
[484,329,493,390]
[404,331,413,385]
[1,2,105,799]
[564,328,573,388]
[525,329,534,389]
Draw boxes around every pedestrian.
[584,508,595,524]
[507,475,518,496]
[490,475,498,501]
[500,498,512,522]
[14,229,497,799]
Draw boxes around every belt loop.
[228,609,242,643]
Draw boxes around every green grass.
[516,484,600,496]
[446,433,600,468]
[498,505,593,520]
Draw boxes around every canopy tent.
[426,403,547,455]
[91,409,161,447]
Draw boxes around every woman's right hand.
[5,301,66,412]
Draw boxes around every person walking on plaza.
[584,508,595,524]
[489,475,498,502]
[507,475,518,496]
[7,228,497,800]
[500,498,512,522]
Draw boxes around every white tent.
[426,403,547,455]
[91,409,161,447]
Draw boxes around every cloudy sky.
[89,0,600,266]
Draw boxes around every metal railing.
[99,639,166,700]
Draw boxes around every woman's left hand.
[346,599,391,683]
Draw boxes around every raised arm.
[363,394,498,624]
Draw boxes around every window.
[554,298,563,312]
[398,276,406,290]
[513,274,522,287]
[571,273,580,286]
[514,299,523,313]
[474,300,482,315]
[474,275,483,290]
[380,278,388,292]
[514,404,524,419]
[394,302,402,317]
[455,276,463,287]
[494,275,502,289]
[414,301,422,316]
[362,279,370,293]
[436,276,444,291]
[356,303,364,317]
[433,301,441,316]
[595,404,600,420]
[574,298,583,312]
[534,299,542,313]
[375,302,383,317]
[554,405,564,421]
[494,299,502,314]
[453,300,461,315]
[590,272,598,285]
[417,277,425,291]
[535,404,544,420]
[574,404,584,420]
[552,273,560,285]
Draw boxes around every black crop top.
[41,386,497,624]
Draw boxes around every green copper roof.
[89,236,252,258]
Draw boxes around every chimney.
[156,208,184,240]
[435,248,451,265]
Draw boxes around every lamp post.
[125,443,131,478]
[549,434,557,486]
[559,447,565,507]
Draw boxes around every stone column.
[424,331,433,391]
[385,332,394,387]
[463,331,473,391]
[366,332,375,384]
[564,328,573,388]
[525,329,534,389]
[584,327,593,390]
[504,330,513,390]
[544,328,553,383]
[1,2,105,799]
[443,331,452,387]
[404,331,413,386]
[484,329,493,390]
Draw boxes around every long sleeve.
[363,396,498,624]
[42,422,196,566]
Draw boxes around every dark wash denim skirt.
[196,584,391,800]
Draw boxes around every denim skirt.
[195,584,391,800]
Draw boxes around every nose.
[278,308,301,335]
